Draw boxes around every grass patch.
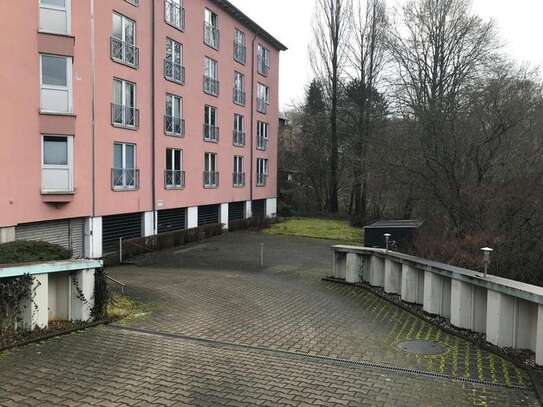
[0,240,71,265]
[107,295,154,324]
[265,217,363,243]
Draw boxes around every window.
[257,158,268,187]
[204,8,219,49]
[233,114,245,146]
[257,121,269,150]
[204,105,218,142]
[39,0,71,34]
[112,79,138,128]
[257,83,270,114]
[165,0,185,30]
[204,152,218,188]
[233,71,245,106]
[203,57,219,96]
[112,13,138,68]
[42,135,73,193]
[257,44,270,76]
[234,29,246,64]
[233,156,245,187]
[112,143,138,190]
[125,0,140,6]
[165,94,184,136]
[40,54,72,113]
[165,38,184,84]
[165,148,184,189]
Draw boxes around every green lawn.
[265,217,363,244]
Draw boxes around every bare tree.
[310,0,352,213]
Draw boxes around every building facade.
[0,0,286,258]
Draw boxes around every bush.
[0,240,72,265]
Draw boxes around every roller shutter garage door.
[228,201,245,223]
[252,199,266,219]
[102,212,143,254]
[16,218,85,258]
[158,208,186,234]
[198,204,220,226]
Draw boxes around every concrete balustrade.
[331,245,543,365]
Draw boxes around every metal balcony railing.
[256,173,268,187]
[204,22,220,49]
[233,172,245,187]
[112,168,139,190]
[204,171,219,188]
[233,130,245,147]
[233,88,246,106]
[165,115,185,136]
[165,170,185,189]
[203,125,219,142]
[164,59,185,84]
[203,76,219,96]
[257,97,268,114]
[111,37,139,68]
[165,0,185,30]
[234,41,246,64]
[257,135,268,151]
[111,104,139,129]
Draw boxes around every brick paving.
[0,231,540,406]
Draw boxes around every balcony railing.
[256,173,268,187]
[233,130,245,147]
[257,136,268,151]
[204,171,219,188]
[165,170,185,189]
[111,37,139,68]
[257,97,268,114]
[204,22,220,49]
[165,0,185,31]
[112,168,139,190]
[164,59,185,84]
[234,41,246,64]
[165,115,185,136]
[203,76,219,96]
[204,125,219,142]
[233,172,245,187]
[112,104,139,129]
[233,88,246,106]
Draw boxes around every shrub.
[0,240,72,265]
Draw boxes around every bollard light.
[384,233,391,251]
[481,247,493,278]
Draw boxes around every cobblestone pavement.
[0,231,539,406]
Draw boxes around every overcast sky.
[230,0,543,111]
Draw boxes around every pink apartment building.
[0,0,286,258]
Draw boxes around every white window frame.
[166,148,183,188]
[40,54,73,114]
[205,152,217,173]
[258,83,270,105]
[204,105,217,127]
[112,12,136,46]
[257,158,269,186]
[41,135,73,193]
[113,142,137,190]
[165,93,183,135]
[257,121,269,150]
[257,44,270,75]
[204,57,218,81]
[113,78,137,127]
[234,156,243,174]
[39,0,71,34]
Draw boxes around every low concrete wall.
[331,245,543,365]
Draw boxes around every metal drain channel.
[110,325,529,390]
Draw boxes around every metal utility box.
[363,220,424,249]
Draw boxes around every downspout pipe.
[90,0,96,217]
[151,0,157,238]
[249,34,257,206]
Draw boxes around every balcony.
[233,130,245,147]
[233,172,245,188]
[233,88,246,106]
[234,41,246,64]
[256,173,268,187]
[204,125,219,143]
[112,104,139,129]
[257,135,268,151]
[165,170,185,190]
[203,76,219,96]
[204,22,220,49]
[164,59,185,84]
[204,171,219,188]
[165,115,185,137]
[257,97,268,114]
[112,168,139,191]
[165,0,185,31]
[111,37,139,69]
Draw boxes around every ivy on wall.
[0,274,36,336]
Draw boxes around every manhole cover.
[395,340,447,355]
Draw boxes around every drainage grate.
[396,340,447,355]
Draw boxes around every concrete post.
[450,280,487,333]
[220,203,229,230]
[0,226,16,243]
[84,217,102,259]
[143,211,157,237]
[71,269,95,322]
[187,207,198,229]
[334,252,347,280]
[384,259,402,295]
[266,198,277,218]
[245,201,252,219]
[346,253,362,283]
[536,305,543,365]
[21,273,49,330]
[369,256,385,287]
[48,272,70,321]
[401,264,424,304]
[423,271,451,318]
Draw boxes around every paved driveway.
[0,231,539,406]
